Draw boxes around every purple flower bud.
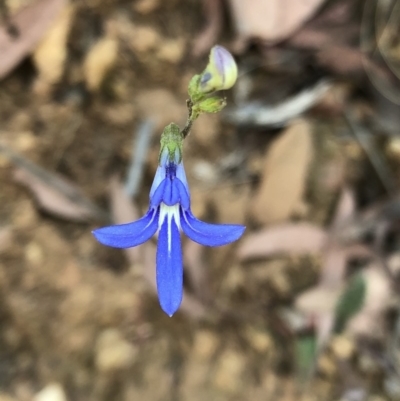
[199,45,238,93]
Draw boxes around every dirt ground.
[0,0,400,400]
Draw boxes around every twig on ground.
[124,119,155,198]
[224,79,330,128]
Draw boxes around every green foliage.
[334,273,366,333]
[295,334,317,380]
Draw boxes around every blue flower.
[93,124,245,316]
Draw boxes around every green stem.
[181,99,194,139]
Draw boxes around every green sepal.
[159,123,183,164]
[196,96,226,114]
[188,74,205,103]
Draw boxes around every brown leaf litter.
[32,2,73,89]
[0,0,66,80]
[250,119,314,224]
[0,143,108,222]
[191,0,223,57]
[227,0,326,43]
[238,223,327,260]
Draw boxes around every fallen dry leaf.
[238,223,327,260]
[192,0,223,57]
[83,24,118,91]
[250,119,314,224]
[0,141,107,222]
[228,0,326,43]
[0,0,66,80]
[14,167,105,222]
[33,2,74,86]
[320,244,348,288]
[288,0,357,50]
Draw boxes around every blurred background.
[1,0,400,400]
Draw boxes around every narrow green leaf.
[295,334,317,379]
[334,273,366,333]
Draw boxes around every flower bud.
[199,45,238,94]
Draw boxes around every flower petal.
[175,178,190,210]
[181,209,245,247]
[176,163,189,194]
[92,209,158,248]
[170,179,181,205]
[156,215,183,316]
[149,165,166,199]
[163,179,173,206]
[150,179,167,208]
[162,178,181,206]
[152,177,188,208]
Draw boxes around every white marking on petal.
[159,203,181,251]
